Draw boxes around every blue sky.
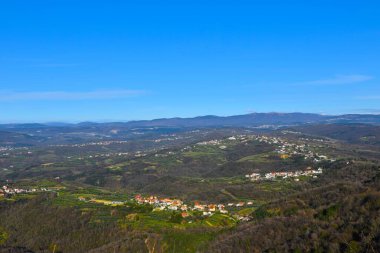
[1,0,379,122]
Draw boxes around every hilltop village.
[77,193,255,220]
[134,194,234,216]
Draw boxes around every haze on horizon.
[1,1,379,122]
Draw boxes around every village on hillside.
[77,193,255,220]
[245,167,323,181]
[0,185,54,198]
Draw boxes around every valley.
[1,118,380,252]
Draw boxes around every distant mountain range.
[1,112,380,129]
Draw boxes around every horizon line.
[1,111,380,125]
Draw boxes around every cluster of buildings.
[133,195,230,216]
[0,147,31,158]
[73,150,146,161]
[245,167,323,181]
[193,201,228,215]
[0,146,28,152]
[252,134,334,162]
[196,139,223,146]
[134,194,258,220]
[187,133,334,165]
[78,194,257,221]
[73,153,126,160]
[196,135,250,147]
[253,135,282,145]
[153,135,188,143]
[135,194,185,210]
[134,195,259,217]
[0,146,12,152]
[193,135,252,150]
[0,185,51,197]
[227,201,253,207]
[52,140,129,148]
[276,142,332,162]
[134,151,147,157]
[79,193,256,218]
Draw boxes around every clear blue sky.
[1,0,379,122]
